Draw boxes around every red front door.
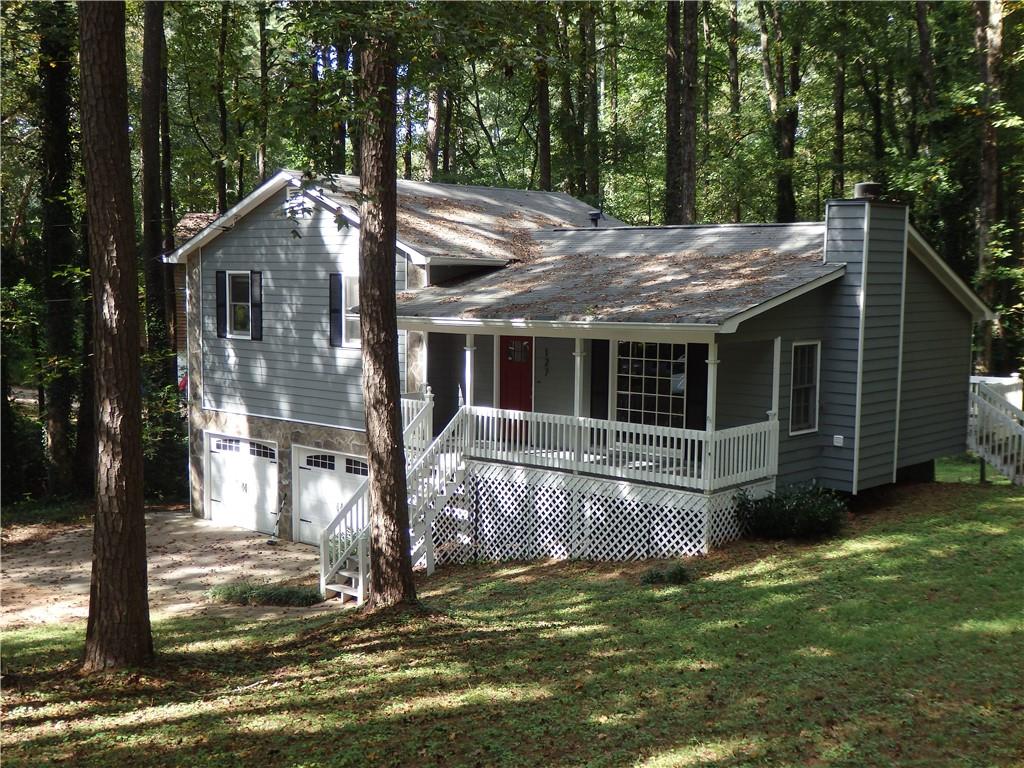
[499,335,533,412]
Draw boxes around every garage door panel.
[295,449,367,545]
[208,435,278,536]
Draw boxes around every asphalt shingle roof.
[396,222,840,325]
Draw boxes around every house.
[165,172,996,603]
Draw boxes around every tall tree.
[581,2,600,199]
[141,0,172,384]
[257,2,270,181]
[37,0,78,496]
[535,14,552,191]
[975,0,1003,371]
[831,4,847,198]
[664,0,683,224]
[757,1,801,223]
[78,0,153,671]
[215,3,229,213]
[680,0,698,222]
[727,0,742,221]
[357,31,417,609]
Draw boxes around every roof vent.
[588,210,603,228]
[853,181,883,200]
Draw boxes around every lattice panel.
[706,480,774,547]
[432,461,714,564]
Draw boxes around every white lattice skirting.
[432,461,773,566]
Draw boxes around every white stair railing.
[969,382,1024,485]
[319,405,470,598]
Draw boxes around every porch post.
[573,337,585,465]
[464,334,475,407]
[705,340,719,492]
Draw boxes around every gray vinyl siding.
[200,192,407,429]
[716,341,774,428]
[856,204,906,490]
[473,335,495,407]
[897,253,972,466]
[722,285,833,488]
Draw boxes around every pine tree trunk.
[680,0,698,223]
[257,3,270,180]
[441,88,454,175]
[728,0,741,222]
[78,0,153,671]
[425,85,442,181]
[357,37,417,610]
[74,214,96,498]
[831,6,846,199]
[142,1,173,385]
[215,4,228,213]
[158,16,176,355]
[535,15,552,191]
[664,0,683,224]
[757,1,798,223]
[975,0,1002,372]
[582,3,599,199]
[37,0,78,497]
[402,82,413,180]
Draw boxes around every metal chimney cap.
[588,210,603,227]
[853,181,884,200]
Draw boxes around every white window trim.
[342,273,361,348]
[226,270,252,340]
[789,340,821,436]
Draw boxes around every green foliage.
[206,581,323,607]
[2,495,91,525]
[639,561,693,585]
[0,405,46,504]
[141,377,188,499]
[737,483,848,541]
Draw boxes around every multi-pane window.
[214,438,240,452]
[228,272,251,337]
[615,342,687,428]
[790,342,820,434]
[345,458,369,476]
[249,442,276,460]
[305,454,336,471]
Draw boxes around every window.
[216,270,262,340]
[615,342,687,428]
[249,442,276,460]
[329,273,360,348]
[214,438,240,452]
[790,342,820,434]
[345,457,369,476]
[305,454,336,470]
[228,272,251,337]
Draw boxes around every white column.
[769,336,782,421]
[705,340,719,492]
[464,334,475,407]
[573,337,585,418]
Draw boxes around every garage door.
[294,448,368,545]
[208,435,278,535]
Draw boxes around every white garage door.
[294,448,368,546]
[208,435,278,536]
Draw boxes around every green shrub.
[640,562,692,585]
[206,581,322,607]
[736,483,847,540]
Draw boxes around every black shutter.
[250,271,263,341]
[215,270,227,338]
[329,273,343,347]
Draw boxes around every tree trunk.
[74,214,96,497]
[215,4,229,213]
[700,3,711,167]
[831,5,846,198]
[425,85,442,181]
[680,0,698,223]
[535,15,552,191]
[915,2,937,116]
[757,1,798,223]
[402,81,413,180]
[142,1,173,385]
[37,0,78,496]
[607,1,620,167]
[975,0,1002,372]
[859,62,886,186]
[581,2,599,199]
[728,0,741,221]
[257,2,269,180]
[78,0,153,671]
[664,0,683,224]
[357,36,417,610]
[159,23,176,370]
[441,87,454,175]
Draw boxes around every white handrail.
[969,391,1024,484]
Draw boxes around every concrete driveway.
[1,507,327,629]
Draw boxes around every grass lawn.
[3,480,1022,767]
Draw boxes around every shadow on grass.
[2,482,1022,768]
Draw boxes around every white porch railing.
[969,381,1024,485]
[462,406,778,493]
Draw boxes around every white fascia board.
[299,186,429,266]
[906,225,994,322]
[716,268,847,334]
[163,170,299,263]
[428,256,509,266]
[395,315,718,344]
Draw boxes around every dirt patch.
[1,508,330,629]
